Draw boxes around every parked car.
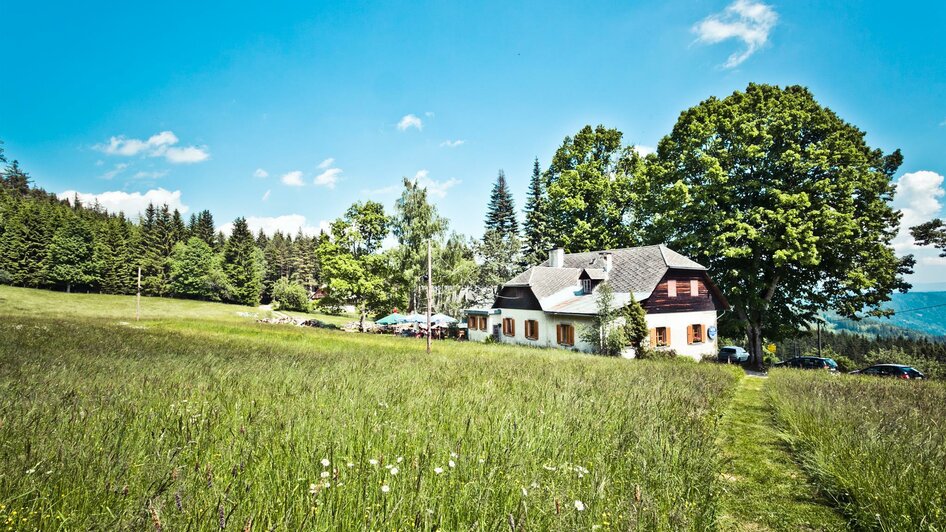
[775,356,839,372]
[718,346,749,364]
[850,364,925,380]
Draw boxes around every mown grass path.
[716,374,847,531]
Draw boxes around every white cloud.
[364,170,460,199]
[281,170,305,186]
[218,215,330,237]
[163,146,210,164]
[95,130,209,164]
[693,0,778,68]
[440,139,465,148]
[634,145,656,157]
[318,158,335,169]
[254,168,269,178]
[262,189,271,201]
[892,170,945,252]
[397,114,423,131]
[314,168,342,188]
[59,188,188,217]
[131,170,168,180]
[100,163,129,180]
[920,256,946,266]
[413,169,461,199]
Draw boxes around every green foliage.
[522,158,550,267]
[545,125,644,252]
[580,282,625,356]
[187,209,217,249]
[45,214,97,292]
[433,233,478,318]
[317,238,388,329]
[222,218,265,306]
[768,370,946,530]
[484,169,518,238]
[636,347,678,360]
[332,201,389,256]
[391,177,447,311]
[623,294,648,350]
[271,277,310,312]
[474,228,522,305]
[910,218,946,257]
[169,237,230,301]
[642,83,913,367]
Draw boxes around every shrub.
[271,278,310,312]
[637,348,678,360]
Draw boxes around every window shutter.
[649,328,657,347]
[511,320,515,336]
[665,327,671,346]
[687,325,694,344]
[557,325,562,344]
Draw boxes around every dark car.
[775,356,839,372]
[718,346,750,364]
[850,364,925,380]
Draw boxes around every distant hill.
[825,291,946,340]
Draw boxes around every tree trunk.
[66,282,71,294]
[359,306,366,333]
[746,322,764,371]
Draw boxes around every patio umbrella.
[402,313,427,323]
[376,313,406,325]
[430,313,458,324]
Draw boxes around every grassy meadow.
[768,370,946,531]
[0,286,741,530]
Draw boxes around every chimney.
[549,247,564,268]
[599,252,613,272]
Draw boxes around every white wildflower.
[448,460,456,468]
[369,459,379,466]
[385,464,393,470]
[309,483,317,494]
[347,462,354,468]
[390,467,399,476]
[323,481,331,488]
[381,484,390,493]
[320,471,330,479]
[396,456,404,463]
[434,467,444,474]
[450,452,458,458]
[574,500,585,511]
[320,458,330,467]
[478,458,485,464]
[521,487,528,496]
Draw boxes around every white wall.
[645,310,719,361]
[466,308,718,361]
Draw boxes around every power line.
[889,301,946,314]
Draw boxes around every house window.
[467,316,477,329]
[688,324,704,344]
[581,279,592,294]
[690,279,701,297]
[652,326,670,347]
[557,324,575,346]
[525,320,539,340]
[667,280,677,297]
[479,316,487,331]
[502,318,515,337]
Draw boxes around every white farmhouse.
[464,245,729,360]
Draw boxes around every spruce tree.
[0,199,53,286]
[222,217,264,306]
[522,157,550,266]
[484,170,518,238]
[46,214,97,293]
[189,210,217,248]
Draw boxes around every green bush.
[271,277,310,312]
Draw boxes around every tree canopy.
[639,83,913,367]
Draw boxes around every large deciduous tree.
[545,125,644,252]
[391,177,447,311]
[641,83,913,368]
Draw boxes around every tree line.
[3,83,944,367]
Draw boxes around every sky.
[3,0,945,287]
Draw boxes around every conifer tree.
[0,199,53,286]
[222,217,264,306]
[189,210,217,248]
[46,214,97,293]
[522,157,550,266]
[484,170,518,238]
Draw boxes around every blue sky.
[3,0,945,286]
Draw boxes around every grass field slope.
[0,286,740,530]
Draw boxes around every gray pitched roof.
[532,244,704,295]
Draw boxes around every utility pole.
[426,240,432,354]
[817,319,822,358]
[136,267,141,322]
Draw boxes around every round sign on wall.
[707,326,718,340]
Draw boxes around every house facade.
[464,245,729,361]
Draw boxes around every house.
[464,245,729,360]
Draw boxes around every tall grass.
[0,290,741,530]
[767,370,946,531]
